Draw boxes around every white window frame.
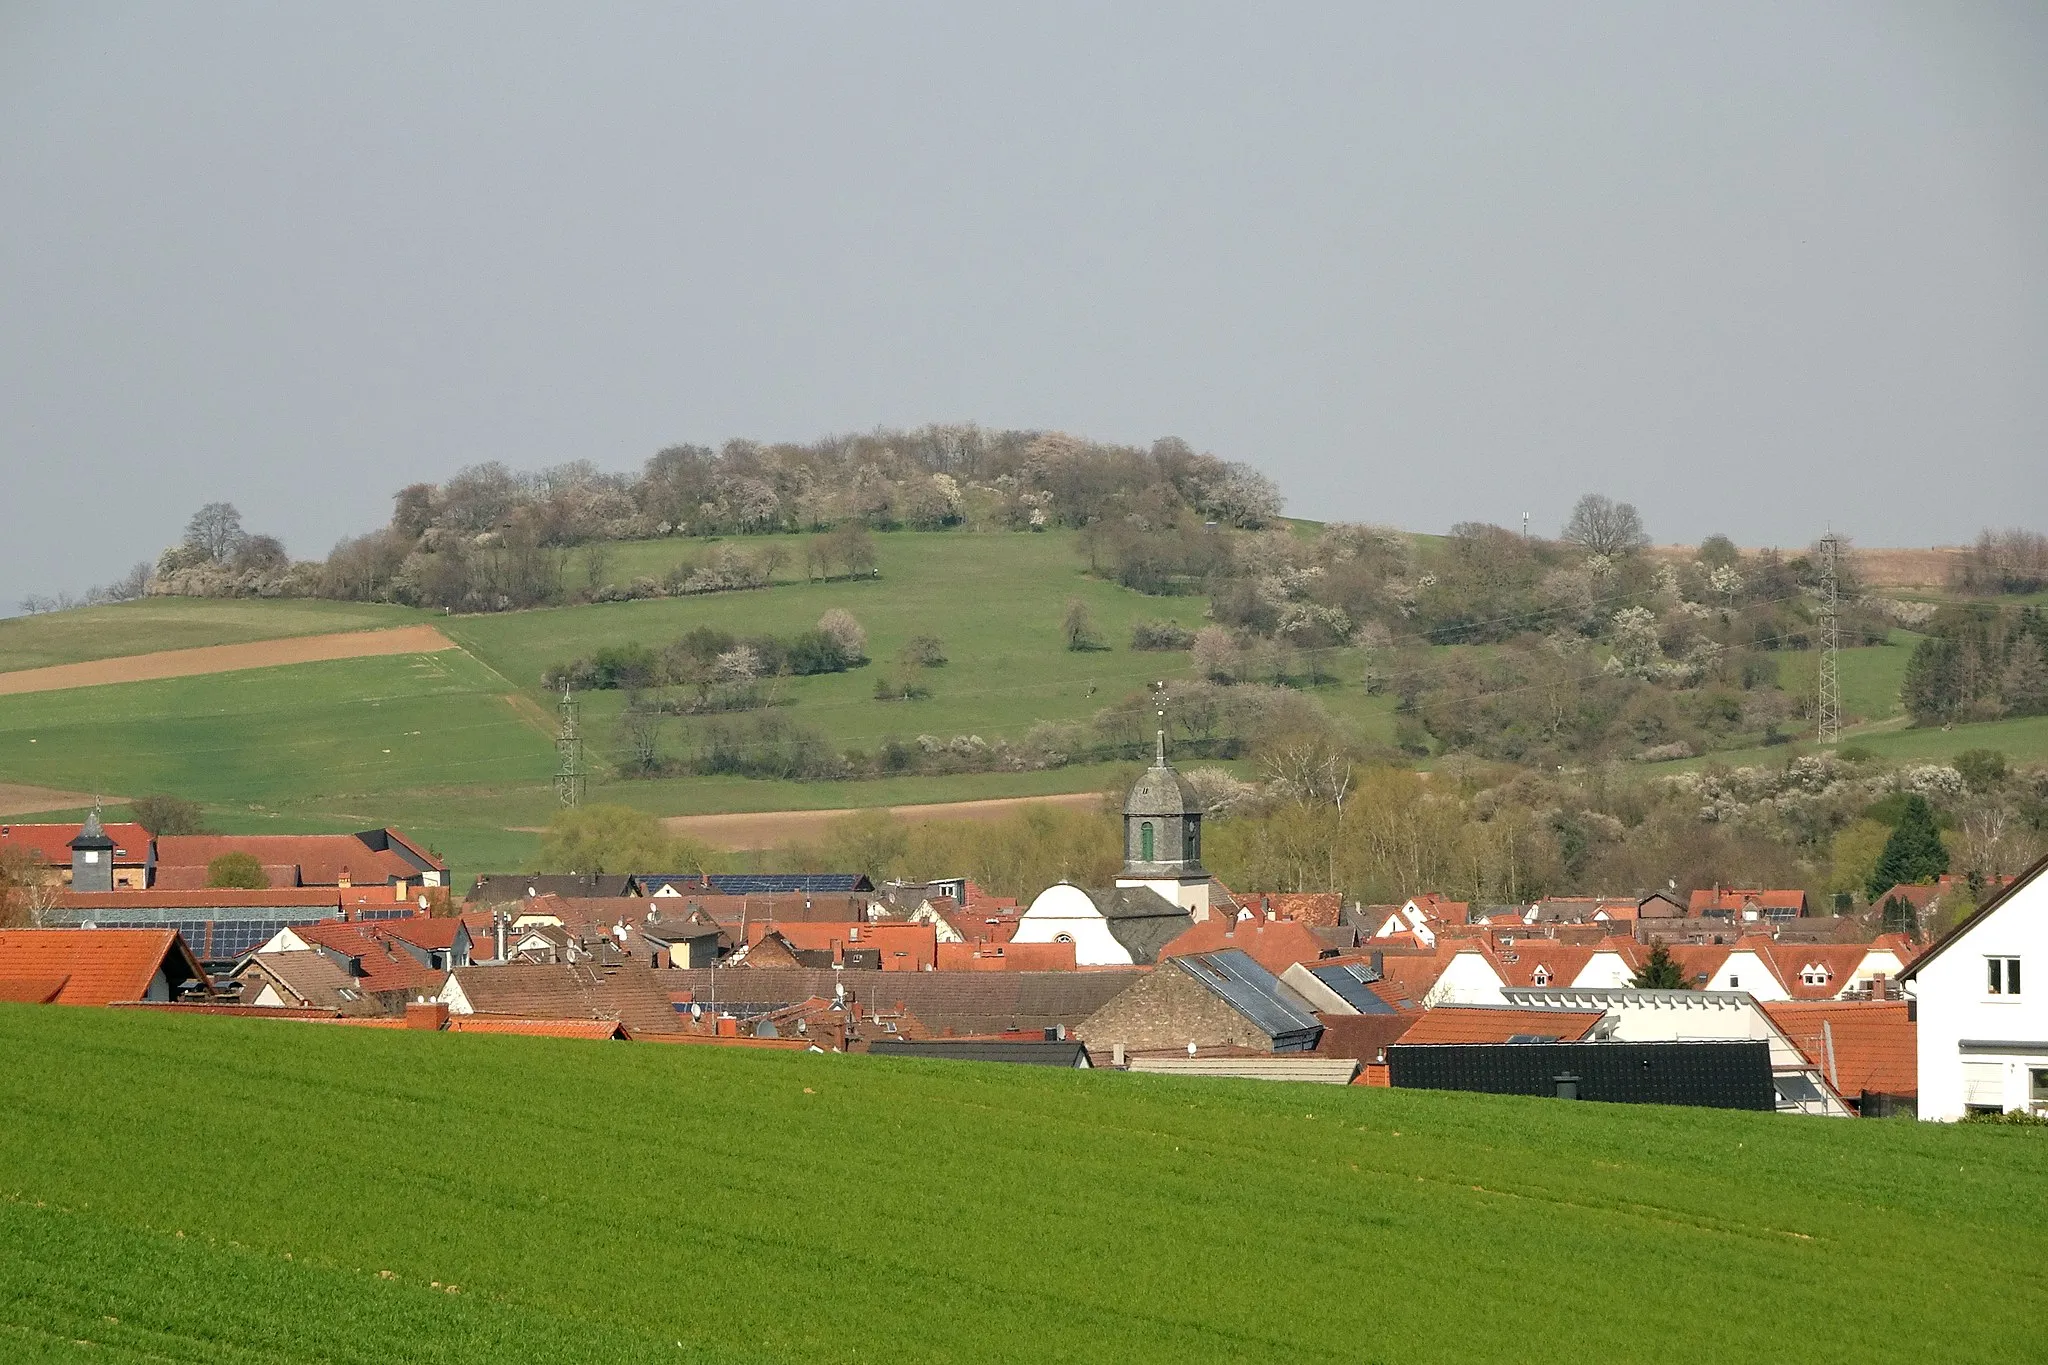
[1987,956,2022,997]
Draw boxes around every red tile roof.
[283,921,447,996]
[0,928,203,1005]
[1688,887,1808,915]
[1758,943,1872,1000]
[1398,1007,1605,1045]
[935,940,1078,971]
[1158,917,1330,977]
[153,831,441,888]
[0,977,67,1004]
[1231,892,1343,927]
[1761,1001,1916,1097]
[0,821,151,866]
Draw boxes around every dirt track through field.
[0,625,458,696]
[0,783,123,817]
[662,791,1105,850]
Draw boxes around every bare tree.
[0,848,61,927]
[1562,494,1648,556]
[183,502,247,562]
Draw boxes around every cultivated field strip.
[0,625,457,696]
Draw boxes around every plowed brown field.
[0,625,457,696]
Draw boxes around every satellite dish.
[1187,1041,1197,1057]
[418,894,429,910]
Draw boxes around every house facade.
[1901,854,2048,1121]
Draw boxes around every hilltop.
[2,1003,2044,1363]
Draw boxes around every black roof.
[867,1039,1092,1068]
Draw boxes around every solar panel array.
[1307,961,1392,1014]
[1174,950,1322,1044]
[43,905,344,965]
[353,907,416,921]
[641,873,870,895]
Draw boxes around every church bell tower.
[1115,729,1212,920]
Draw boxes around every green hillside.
[3,1005,2042,1364]
[5,531,2044,885]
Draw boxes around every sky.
[3,2,2045,608]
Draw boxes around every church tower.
[68,803,115,893]
[1115,730,1213,920]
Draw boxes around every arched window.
[1140,821,1155,862]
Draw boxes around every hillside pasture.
[1,1005,2043,1364]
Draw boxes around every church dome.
[1123,758,1200,818]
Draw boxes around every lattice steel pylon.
[1816,532,1842,747]
[554,683,585,806]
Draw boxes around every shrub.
[130,794,207,836]
[206,852,267,889]
[1063,599,1105,651]
[787,629,854,676]
[818,609,869,663]
[900,634,947,668]
[1130,619,1196,650]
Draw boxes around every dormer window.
[1531,966,1550,986]
[1801,965,1831,986]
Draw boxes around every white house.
[1901,854,2048,1121]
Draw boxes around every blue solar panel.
[1308,962,1395,1014]
[1174,950,1321,1040]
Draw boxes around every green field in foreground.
[2,1006,2043,1364]
[0,598,427,673]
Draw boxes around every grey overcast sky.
[3,3,2045,608]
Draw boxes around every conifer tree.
[1864,794,1949,901]
[1632,943,1686,989]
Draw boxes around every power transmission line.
[1816,532,1842,747]
[554,683,585,806]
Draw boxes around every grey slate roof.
[1171,950,1322,1048]
[667,968,1143,1036]
[1075,885,1194,965]
[1123,758,1200,817]
[1305,961,1396,1015]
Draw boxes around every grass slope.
[0,599,426,673]
[3,1005,2044,1363]
[448,530,1403,754]
[0,652,555,876]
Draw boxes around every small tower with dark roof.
[68,802,115,893]
[1116,728,1213,920]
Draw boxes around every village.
[4,740,2039,1123]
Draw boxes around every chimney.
[495,911,507,963]
[406,1000,448,1031]
[337,867,351,889]
[716,1015,739,1037]
[1867,972,1887,1001]
[1370,951,1384,975]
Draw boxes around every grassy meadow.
[4,1004,2045,1364]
